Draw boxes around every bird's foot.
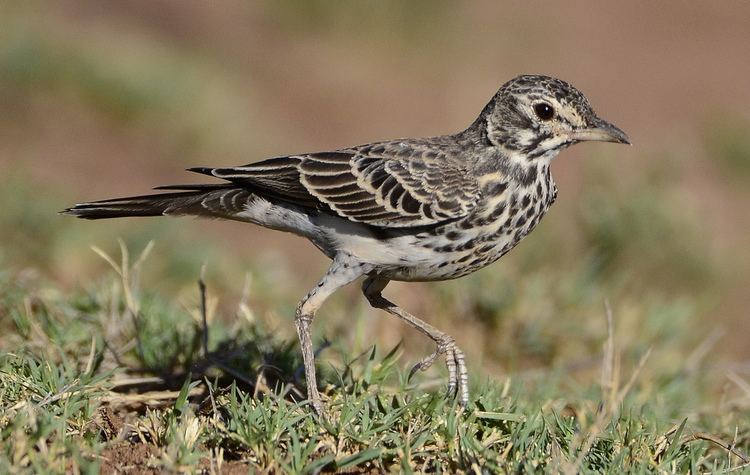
[309,397,323,416]
[408,336,469,407]
[304,380,326,416]
[308,394,326,418]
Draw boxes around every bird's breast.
[384,170,557,281]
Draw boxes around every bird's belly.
[315,182,555,282]
[324,218,537,282]
[381,232,520,282]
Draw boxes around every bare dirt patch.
[99,442,159,475]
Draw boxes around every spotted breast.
[380,162,558,282]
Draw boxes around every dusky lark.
[64,75,630,413]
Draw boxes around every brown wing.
[189,143,479,228]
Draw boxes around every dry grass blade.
[656,423,750,465]
[616,346,652,403]
[684,327,724,374]
[727,372,750,399]
[600,299,617,408]
[131,240,155,271]
[102,387,204,408]
[678,432,750,464]
[110,376,166,389]
[84,336,97,375]
[199,265,209,358]
[193,274,255,388]
[562,305,653,475]
[38,380,81,407]
[91,246,122,278]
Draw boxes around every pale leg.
[295,254,369,413]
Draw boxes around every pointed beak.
[568,118,631,145]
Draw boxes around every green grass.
[1,244,748,473]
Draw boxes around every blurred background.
[1,1,749,398]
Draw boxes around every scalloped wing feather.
[199,145,480,228]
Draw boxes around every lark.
[64,75,629,413]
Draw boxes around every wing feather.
[191,143,480,227]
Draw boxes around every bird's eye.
[533,103,555,121]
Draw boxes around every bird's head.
[483,75,630,160]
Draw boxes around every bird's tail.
[61,184,238,220]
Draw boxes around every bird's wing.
[189,144,480,228]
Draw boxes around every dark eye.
[533,103,555,121]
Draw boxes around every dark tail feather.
[61,184,235,220]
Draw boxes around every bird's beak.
[568,118,631,145]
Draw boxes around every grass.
[1,242,748,474]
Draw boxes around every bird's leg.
[361,276,469,407]
[295,254,368,414]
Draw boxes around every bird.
[63,75,630,414]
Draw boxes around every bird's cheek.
[515,129,539,148]
[542,135,571,154]
[550,123,568,138]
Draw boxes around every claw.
[310,397,324,416]
[408,349,440,381]
[406,337,469,407]
[407,362,423,382]
[445,348,458,397]
[453,346,470,407]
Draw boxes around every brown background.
[1,1,748,366]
